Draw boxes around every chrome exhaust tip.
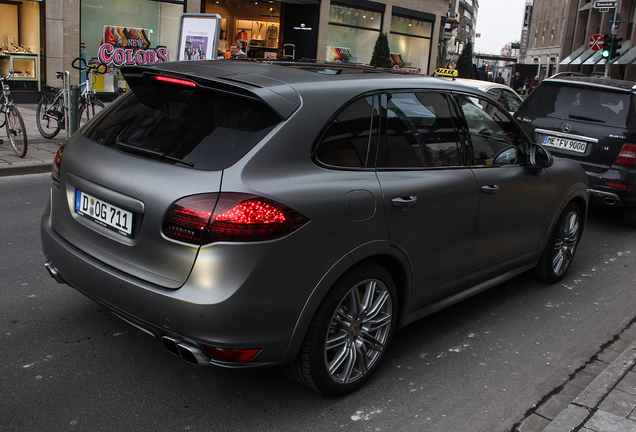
[161,336,210,366]
[44,262,66,284]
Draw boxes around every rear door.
[375,91,479,310]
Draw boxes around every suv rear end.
[515,77,636,227]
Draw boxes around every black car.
[516,76,636,227]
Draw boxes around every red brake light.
[162,193,308,245]
[204,346,260,363]
[154,76,197,87]
[52,145,64,186]
[616,143,636,167]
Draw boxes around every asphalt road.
[2,173,635,432]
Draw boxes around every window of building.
[327,4,382,63]
[389,14,432,72]
[81,0,184,92]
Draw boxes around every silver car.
[41,61,589,395]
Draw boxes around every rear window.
[82,79,280,170]
[522,82,633,128]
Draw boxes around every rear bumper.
[41,203,348,368]
[586,168,636,208]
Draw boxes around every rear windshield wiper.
[116,140,194,167]
[568,114,605,123]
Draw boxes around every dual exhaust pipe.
[44,262,210,367]
[162,336,211,366]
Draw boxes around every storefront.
[389,7,434,73]
[326,2,383,63]
[81,0,186,92]
[201,0,281,59]
[0,0,42,93]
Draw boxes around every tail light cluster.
[615,143,636,167]
[162,193,309,245]
[52,145,64,186]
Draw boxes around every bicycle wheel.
[79,98,105,125]
[36,91,63,139]
[6,106,27,157]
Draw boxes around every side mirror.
[530,144,553,169]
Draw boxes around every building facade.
[559,0,636,80]
[1,0,453,101]
[443,0,479,68]
[522,0,569,79]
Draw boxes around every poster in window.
[178,14,222,61]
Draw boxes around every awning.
[569,48,596,65]
[559,45,586,65]
[578,3,591,11]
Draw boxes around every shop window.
[389,15,432,73]
[327,5,382,64]
[0,1,41,91]
[81,0,184,92]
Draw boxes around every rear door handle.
[481,185,500,195]
[392,196,418,209]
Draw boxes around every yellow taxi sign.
[435,68,458,77]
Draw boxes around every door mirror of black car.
[530,144,554,169]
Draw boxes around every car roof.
[453,78,515,93]
[543,75,636,93]
[121,60,489,119]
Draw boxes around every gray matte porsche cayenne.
[41,61,589,395]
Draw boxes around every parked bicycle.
[36,58,107,139]
[0,69,27,157]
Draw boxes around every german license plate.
[542,135,587,153]
[75,190,133,237]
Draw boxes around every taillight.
[52,145,64,186]
[204,346,260,363]
[615,143,636,167]
[162,193,308,245]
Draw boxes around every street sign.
[594,0,618,7]
[589,34,605,51]
[599,7,610,12]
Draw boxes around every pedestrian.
[230,43,247,59]
[529,75,539,93]
[495,72,505,84]
[512,72,521,92]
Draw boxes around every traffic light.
[602,34,623,60]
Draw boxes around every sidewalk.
[515,321,636,432]
[4,101,636,432]
[0,103,66,177]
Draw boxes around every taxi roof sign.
[435,68,458,77]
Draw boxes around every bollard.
[68,85,81,136]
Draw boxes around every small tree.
[369,33,393,68]
[456,41,476,79]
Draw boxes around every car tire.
[622,207,636,228]
[285,262,397,396]
[534,202,582,283]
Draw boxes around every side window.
[315,96,377,168]
[377,92,461,168]
[456,94,526,166]
[502,89,521,112]
[486,88,507,109]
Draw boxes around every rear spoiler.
[121,64,301,119]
